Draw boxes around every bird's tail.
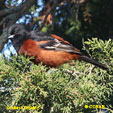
[79,55,108,70]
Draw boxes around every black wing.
[29,31,54,41]
[39,39,82,55]
[29,31,81,55]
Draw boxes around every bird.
[7,24,108,70]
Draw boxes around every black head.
[7,24,30,52]
[8,24,30,38]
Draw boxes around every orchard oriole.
[7,24,108,70]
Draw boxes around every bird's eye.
[10,29,15,35]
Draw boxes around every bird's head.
[7,24,30,52]
[7,24,30,40]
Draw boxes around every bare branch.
[0,0,36,17]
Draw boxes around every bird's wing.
[29,31,54,41]
[39,38,82,55]
[29,31,82,55]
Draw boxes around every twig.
[75,0,80,22]
[88,65,94,76]
[62,68,84,77]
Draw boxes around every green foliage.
[83,38,113,70]
[0,39,113,113]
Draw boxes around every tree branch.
[0,28,8,52]
[0,0,36,17]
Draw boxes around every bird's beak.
[8,34,15,39]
